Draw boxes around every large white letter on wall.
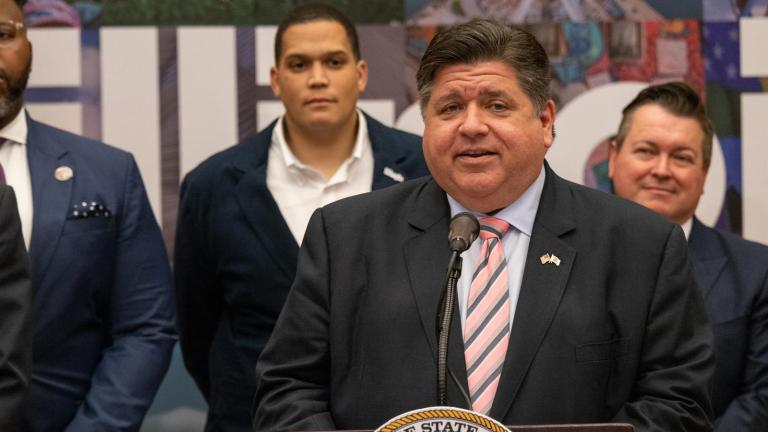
[101,28,162,223]
[178,27,238,177]
[740,17,768,244]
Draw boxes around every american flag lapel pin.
[540,253,561,266]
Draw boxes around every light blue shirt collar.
[447,166,546,237]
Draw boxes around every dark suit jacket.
[688,218,768,431]
[22,118,176,431]
[175,113,428,431]
[254,164,715,432]
[0,185,32,431]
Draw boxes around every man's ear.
[356,59,368,93]
[270,66,280,97]
[607,138,619,180]
[541,99,556,148]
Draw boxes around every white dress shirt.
[267,110,374,244]
[0,108,33,249]
[680,217,692,240]
[448,166,546,332]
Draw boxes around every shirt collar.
[680,217,693,240]
[447,166,546,237]
[0,108,28,146]
[271,110,367,170]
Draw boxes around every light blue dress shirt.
[447,166,546,332]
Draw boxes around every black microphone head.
[448,212,479,253]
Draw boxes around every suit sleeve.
[174,174,221,399]
[612,226,715,431]
[0,186,31,431]
[253,209,336,431]
[65,157,176,431]
[716,269,768,431]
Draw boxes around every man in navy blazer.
[609,82,768,431]
[175,4,427,431]
[0,1,176,429]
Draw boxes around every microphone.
[437,212,479,406]
[448,212,479,253]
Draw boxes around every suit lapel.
[232,114,411,280]
[403,180,450,357]
[232,123,299,278]
[688,218,727,299]
[402,180,470,407]
[26,119,73,288]
[492,166,577,420]
[366,113,412,190]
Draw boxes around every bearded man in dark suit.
[0,1,176,429]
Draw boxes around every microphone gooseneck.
[437,213,479,406]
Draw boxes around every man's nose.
[307,62,329,87]
[457,105,489,138]
[651,155,672,178]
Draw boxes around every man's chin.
[640,200,677,220]
[0,97,21,123]
[302,115,346,130]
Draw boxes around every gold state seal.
[376,407,510,432]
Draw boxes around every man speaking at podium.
[254,20,714,431]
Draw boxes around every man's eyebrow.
[281,53,307,63]
[480,89,521,111]
[672,146,699,156]
[323,50,350,57]
[283,50,349,60]
[432,89,517,103]
[632,140,658,148]
[673,144,697,151]
[432,91,462,106]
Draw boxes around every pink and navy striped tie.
[464,217,511,414]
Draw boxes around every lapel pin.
[383,166,405,183]
[54,166,74,182]
[540,253,561,266]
